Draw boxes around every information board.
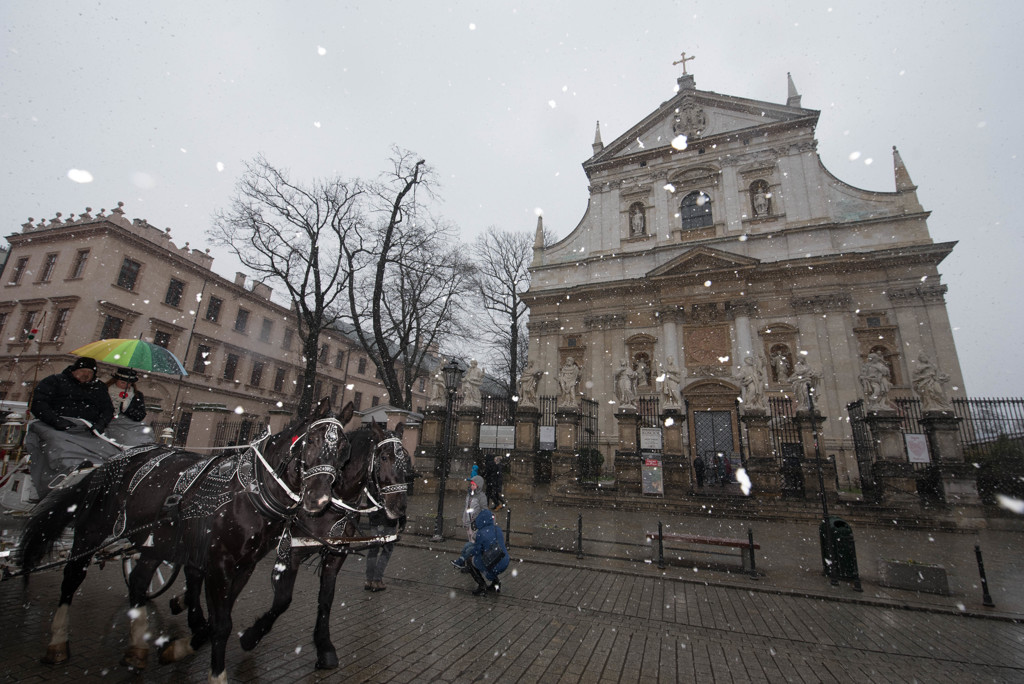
[641,453,664,495]
[539,425,556,450]
[905,433,931,463]
[479,425,516,449]
[639,428,663,451]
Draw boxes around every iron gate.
[693,409,735,487]
[846,399,877,500]
[769,396,805,497]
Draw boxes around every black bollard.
[975,544,996,607]
[747,528,756,577]
[657,521,665,570]
[505,508,512,550]
[576,513,583,559]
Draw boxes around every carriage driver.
[26,357,117,495]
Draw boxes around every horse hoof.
[315,650,339,670]
[121,646,149,670]
[41,642,69,665]
[239,629,260,652]
[158,638,194,664]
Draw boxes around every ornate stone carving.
[886,284,948,304]
[583,313,626,330]
[529,319,561,334]
[672,97,707,139]
[789,293,852,314]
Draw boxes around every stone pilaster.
[864,410,918,506]
[793,410,838,501]
[614,410,641,490]
[920,412,983,521]
[551,407,581,491]
[661,408,690,493]
[741,410,781,497]
[508,406,541,496]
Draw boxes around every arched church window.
[750,180,771,217]
[628,202,646,236]
[680,191,713,230]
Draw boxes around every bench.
[646,526,760,576]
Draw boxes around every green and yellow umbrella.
[70,338,188,376]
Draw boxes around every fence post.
[975,544,996,607]
[747,527,756,577]
[505,508,512,550]
[657,521,665,569]
[576,513,583,559]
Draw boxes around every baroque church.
[522,67,964,491]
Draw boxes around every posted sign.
[905,433,931,464]
[641,453,664,495]
[639,428,663,451]
[539,425,556,451]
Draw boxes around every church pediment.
[647,247,759,278]
[588,86,817,167]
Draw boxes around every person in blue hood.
[464,508,510,595]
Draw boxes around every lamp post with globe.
[432,359,463,541]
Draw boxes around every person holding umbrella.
[103,367,155,447]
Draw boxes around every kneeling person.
[465,509,509,596]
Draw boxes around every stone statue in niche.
[634,354,652,390]
[629,204,646,236]
[752,182,771,216]
[859,352,894,410]
[912,353,953,412]
[770,348,792,384]
[614,359,638,409]
[738,355,768,412]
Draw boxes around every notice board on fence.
[641,453,664,496]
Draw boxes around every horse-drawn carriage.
[5,399,410,682]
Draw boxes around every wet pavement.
[0,488,1021,683]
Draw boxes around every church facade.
[522,71,964,490]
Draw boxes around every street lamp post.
[806,382,839,586]
[432,359,463,542]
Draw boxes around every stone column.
[864,410,918,506]
[661,407,689,493]
[509,406,541,497]
[793,410,838,501]
[920,412,982,509]
[614,409,641,490]
[741,410,781,497]
[551,407,581,491]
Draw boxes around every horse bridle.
[328,433,409,514]
[247,416,347,519]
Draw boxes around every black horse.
[18,397,347,683]
[236,421,410,669]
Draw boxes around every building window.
[39,254,58,282]
[223,353,239,381]
[0,312,8,337]
[250,361,265,387]
[8,257,28,285]
[164,278,185,307]
[49,308,71,341]
[101,314,124,340]
[69,250,90,279]
[20,310,40,342]
[353,391,363,410]
[273,368,286,392]
[205,296,223,323]
[319,344,329,363]
[260,318,273,342]
[192,344,211,374]
[749,180,771,217]
[116,258,141,290]
[357,357,367,374]
[680,191,713,230]
[234,308,250,333]
[153,330,171,348]
[330,384,339,404]
[371,395,380,407]
[334,350,345,369]
[419,377,425,392]
[282,328,294,351]
[315,380,323,399]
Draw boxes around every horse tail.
[17,471,98,577]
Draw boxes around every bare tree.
[212,155,363,416]
[343,149,474,409]
[469,227,535,397]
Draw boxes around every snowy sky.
[2,1,1022,397]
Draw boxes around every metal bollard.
[747,528,756,577]
[576,513,583,559]
[975,544,996,607]
[505,508,512,550]
[657,521,665,570]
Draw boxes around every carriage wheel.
[121,554,181,600]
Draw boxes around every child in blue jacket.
[465,509,510,595]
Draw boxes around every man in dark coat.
[27,357,118,494]
[31,357,114,432]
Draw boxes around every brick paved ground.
[1,539,1022,683]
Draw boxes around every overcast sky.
[3,1,1022,397]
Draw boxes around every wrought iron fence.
[768,396,805,497]
[578,397,601,486]
[213,418,268,449]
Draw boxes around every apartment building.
[0,203,428,448]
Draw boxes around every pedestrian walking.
[451,475,487,570]
[693,456,705,488]
[485,455,506,510]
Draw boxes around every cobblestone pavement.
[1,539,1022,683]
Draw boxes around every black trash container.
[819,515,859,580]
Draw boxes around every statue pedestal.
[660,408,690,492]
[919,412,982,513]
[509,406,540,496]
[552,408,581,492]
[865,410,918,506]
[741,411,781,498]
[793,411,837,501]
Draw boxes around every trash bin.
[819,515,859,580]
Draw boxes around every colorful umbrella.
[70,339,189,376]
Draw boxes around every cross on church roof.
[672,51,695,75]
